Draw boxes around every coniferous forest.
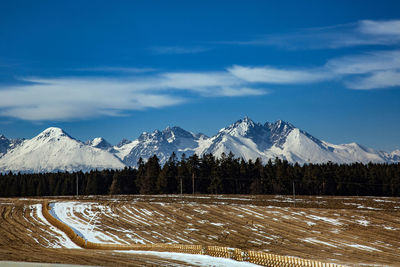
[0,152,399,197]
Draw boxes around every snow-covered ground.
[46,197,400,254]
[119,250,258,267]
[31,204,80,249]
[50,202,131,245]
[45,201,260,266]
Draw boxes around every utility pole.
[192,173,195,195]
[76,174,79,198]
[293,181,296,207]
[180,177,183,195]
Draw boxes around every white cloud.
[74,67,157,73]
[3,43,399,122]
[226,19,400,49]
[160,72,246,95]
[358,19,400,36]
[345,70,400,90]
[326,50,400,74]
[0,70,266,121]
[325,50,400,89]
[219,87,266,97]
[226,49,400,90]
[0,79,184,120]
[228,65,332,84]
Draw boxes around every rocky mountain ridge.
[0,118,398,172]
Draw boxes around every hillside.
[0,118,399,172]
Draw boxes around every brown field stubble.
[0,195,399,266]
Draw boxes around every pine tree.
[140,155,160,194]
[157,152,178,194]
[109,172,121,195]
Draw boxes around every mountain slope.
[108,117,398,166]
[0,127,125,172]
[0,119,398,172]
[0,135,24,158]
[201,118,392,164]
[116,126,206,166]
[0,135,11,157]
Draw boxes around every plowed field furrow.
[1,195,400,266]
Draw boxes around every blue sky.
[1,0,400,151]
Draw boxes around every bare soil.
[0,194,399,266]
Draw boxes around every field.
[0,194,400,266]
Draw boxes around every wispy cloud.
[74,66,157,73]
[0,78,184,120]
[326,50,400,89]
[227,49,400,90]
[226,19,400,49]
[358,19,400,36]
[0,70,266,121]
[3,41,399,121]
[345,70,400,90]
[326,50,400,74]
[228,65,332,84]
[150,46,210,54]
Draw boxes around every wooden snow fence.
[42,201,345,267]
[246,251,341,267]
[205,245,231,258]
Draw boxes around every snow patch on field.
[307,215,342,226]
[303,238,337,248]
[32,204,80,249]
[345,244,382,252]
[118,250,258,266]
[356,219,370,226]
[51,202,127,244]
[210,222,224,227]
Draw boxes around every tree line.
[0,152,399,197]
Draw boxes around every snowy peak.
[390,149,400,156]
[86,137,113,150]
[34,127,72,142]
[389,149,400,161]
[0,135,11,156]
[221,116,258,136]
[203,117,271,159]
[267,120,295,134]
[120,126,201,166]
[116,138,132,148]
[137,130,159,142]
[0,127,124,173]
[0,135,25,157]
[265,120,296,148]
[163,126,195,140]
[0,119,399,172]
[136,126,197,145]
[162,126,198,146]
[213,118,299,153]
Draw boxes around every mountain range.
[0,117,399,173]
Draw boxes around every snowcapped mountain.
[0,135,10,157]
[390,150,400,162]
[85,137,117,153]
[198,117,395,164]
[114,126,208,166]
[113,117,398,165]
[0,127,124,173]
[0,118,398,172]
[0,135,24,157]
[86,137,113,149]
